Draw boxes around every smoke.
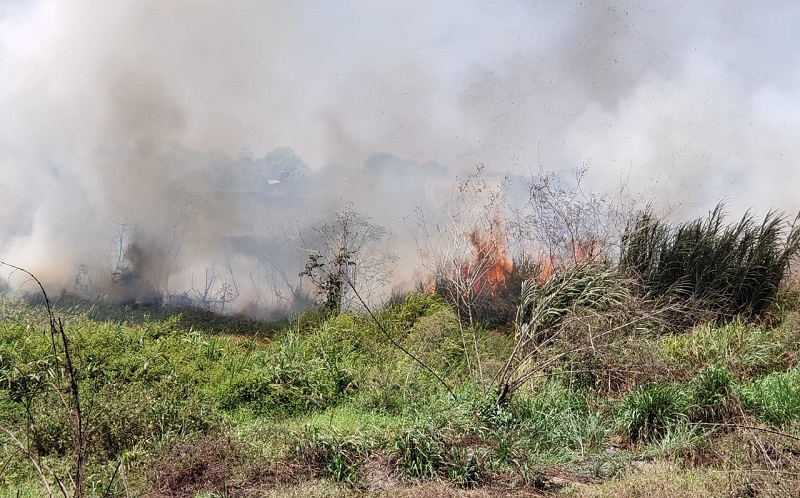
[0,0,797,309]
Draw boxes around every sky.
[0,0,798,308]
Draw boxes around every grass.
[617,383,691,444]
[567,462,737,498]
[2,285,800,497]
[661,318,798,376]
[620,204,800,322]
[739,367,800,426]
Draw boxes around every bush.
[620,205,800,323]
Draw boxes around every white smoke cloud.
[0,0,797,307]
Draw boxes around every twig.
[0,261,86,498]
[101,460,122,498]
[0,426,55,497]
[342,273,455,399]
[695,422,800,442]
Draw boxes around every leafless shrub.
[299,204,398,314]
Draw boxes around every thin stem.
[342,274,455,399]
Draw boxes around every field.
[3,206,800,497]
[1,288,800,497]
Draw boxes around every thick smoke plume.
[0,1,797,312]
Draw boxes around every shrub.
[620,205,800,323]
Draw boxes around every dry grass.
[251,480,546,497]
[253,480,362,497]
[565,462,737,498]
[145,436,245,498]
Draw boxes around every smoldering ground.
[0,1,798,313]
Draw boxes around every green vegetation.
[2,205,800,497]
[621,204,800,321]
[1,290,799,497]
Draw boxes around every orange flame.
[536,237,603,285]
[464,218,512,295]
[574,238,601,263]
[537,255,555,285]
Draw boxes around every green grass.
[0,482,45,498]
[739,367,800,426]
[661,318,794,376]
[3,288,800,496]
[617,382,691,444]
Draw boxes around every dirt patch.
[363,454,401,493]
[239,460,317,496]
[145,436,243,498]
[143,435,597,498]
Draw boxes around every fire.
[464,218,512,295]
[537,255,555,285]
[536,237,603,285]
[574,238,601,263]
[420,220,606,298]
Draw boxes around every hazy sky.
[0,0,798,301]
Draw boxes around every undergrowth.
[2,284,800,496]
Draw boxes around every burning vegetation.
[463,217,513,297]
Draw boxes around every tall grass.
[617,382,690,443]
[620,204,800,321]
[495,262,636,402]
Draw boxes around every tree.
[300,205,397,314]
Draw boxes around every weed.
[739,367,800,426]
[617,383,690,443]
[688,364,736,423]
[572,462,735,498]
